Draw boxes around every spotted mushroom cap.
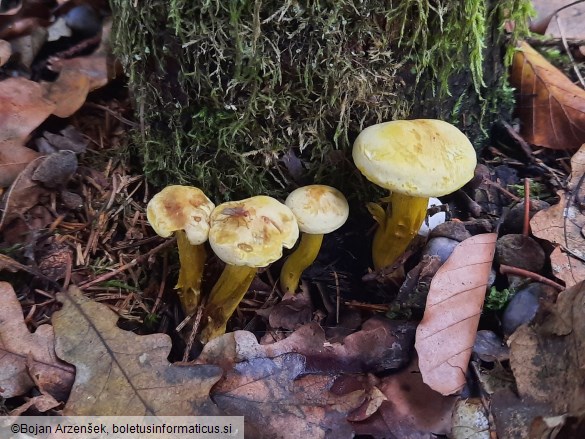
[146,185,215,245]
[209,195,299,268]
[352,119,477,197]
[285,185,349,234]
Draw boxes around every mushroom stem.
[372,192,429,269]
[280,232,324,294]
[201,264,257,341]
[175,230,206,315]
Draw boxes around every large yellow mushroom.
[352,119,476,269]
[201,195,299,341]
[146,185,215,315]
[280,185,349,294]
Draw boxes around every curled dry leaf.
[0,282,75,401]
[52,287,222,416]
[415,233,497,395]
[531,144,585,285]
[510,41,585,150]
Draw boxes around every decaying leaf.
[0,282,74,400]
[0,39,10,66]
[531,144,585,284]
[509,281,585,416]
[415,233,497,395]
[510,41,585,150]
[52,287,222,416]
[211,353,365,439]
[197,317,415,375]
[352,358,457,438]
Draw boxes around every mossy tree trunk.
[110,0,532,202]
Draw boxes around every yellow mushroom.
[280,185,349,294]
[201,195,299,341]
[352,119,476,269]
[146,185,215,315]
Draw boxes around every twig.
[523,178,531,237]
[499,264,564,290]
[526,37,585,47]
[79,238,175,289]
[182,303,205,362]
[333,271,340,325]
[554,13,585,88]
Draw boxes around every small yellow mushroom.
[279,185,349,294]
[201,195,299,341]
[146,185,215,315]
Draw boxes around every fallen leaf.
[211,352,365,439]
[0,156,49,230]
[450,398,490,439]
[43,69,91,118]
[531,0,585,39]
[9,393,61,416]
[508,281,585,416]
[531,144,585,283]
[510,41,585,150]
[0,142,40,188]
[0,39,10,66]
[415,233,497,395]
[352,358,457,438]
[197,317,415,375]
[0,282,75,400]
[52,287,222,415]
[550,246,585,288]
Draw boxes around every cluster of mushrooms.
[146,119,477,342]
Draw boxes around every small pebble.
[502,283,543,335]
[496,234,545,272]
[65,5,102,37]
[422,237,460,264]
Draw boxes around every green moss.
[110,0,533,202]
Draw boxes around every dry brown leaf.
[415,233,497,395]
[510,41,585,150]
[0,282,74,400]
[531,144,585,284]
[509,281,585,415]
[44,69,91,118]
[52,287,222,416]
[0,156,49,230]
[211,352,365,439]
[352,358,457,438]
[0,39,10,66]
[550,246,585,288]
[531,0,585,39]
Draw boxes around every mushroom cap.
[209,195,299,267]
[146,185,215,245]
[352,119,477,197]
[285,185,349,234]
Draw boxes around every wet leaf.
[510,41,585,150]
[0,282,75,400]
[211,353,365,439]
[509,281,585,415]
[415,233,497,395]
[52,287,222,415]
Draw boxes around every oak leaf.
[0,282,74,400]
[510,41,585,150]
[415,233,497,395]
[52,287,222,416]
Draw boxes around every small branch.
[523,178,531,237]
[499,264,564,291]
[79,238,175,289]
